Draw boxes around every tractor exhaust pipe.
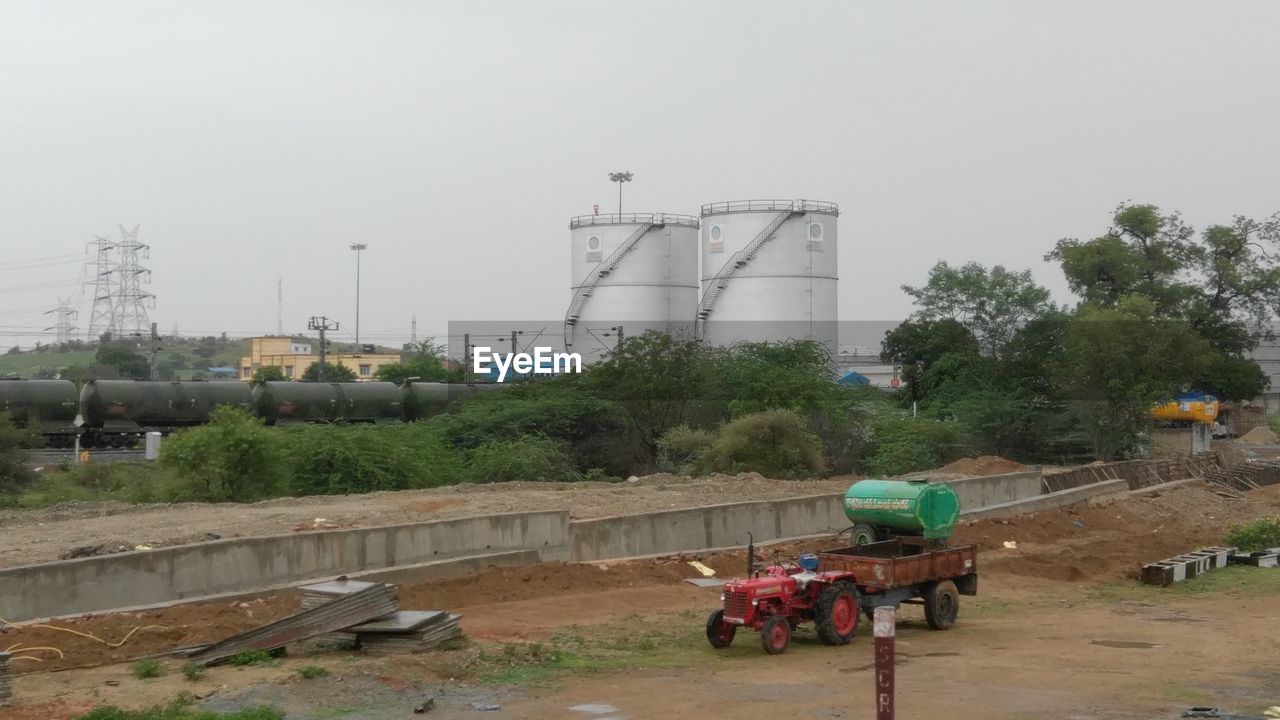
[746,531,757,578]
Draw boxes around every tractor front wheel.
[923,580,960,630]
[705,609,735,649]
[760,615,791,655]
[815,581,860,645]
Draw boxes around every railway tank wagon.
[0,378,79,445]
[401,381,510,421]
[253,381,402,425]
[79,380,254,443]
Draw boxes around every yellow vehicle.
[1151,393,1219,425]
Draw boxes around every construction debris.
[299,579,380,645]
[1141,547,1236,586]
[186,582,398,665]
[354,611,462,655]
[0,652,11,707]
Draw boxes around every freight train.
[0,378,507,447]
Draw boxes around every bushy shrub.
[464,435,578,482]
[1223,516,1280,553]
[282,424,440,495]
[656,425,714,474]
[864,411,971,477]
[694,409,826,479]
[160,406,287,502]
[0,410,39,499]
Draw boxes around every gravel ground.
[0,472,858,568]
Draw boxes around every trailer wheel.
[923,580,959,630]
[705,609,735,649]
[815,581,860,645]
[850,523,877,546]
[760,615,790,655]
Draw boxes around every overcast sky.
[2,1,1279,350]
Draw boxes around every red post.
[873,605,895,720]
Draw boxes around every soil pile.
[1237,426,1279,444]
[936,456,1026,476]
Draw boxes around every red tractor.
[706,479,977,654]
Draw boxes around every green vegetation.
[1223,516,1280,553]
[129,658,164,679]
[74,696,283,720]
[249,366,287,387]
[161,406,288,502]
[375,341,460,384]
[0,335,248,382]
[180,662,205,681]
[295,665,329,679]
[300,361,356,382]
[227,649,279,667]
[0,410,40,498]
[693,409,826,478]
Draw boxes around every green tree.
[95,345,150,379]
[582,331,714,463]
[376,341,457,384]
[901,261,1054,357]
[1061,297,1214,459]
[300,362,356,382]
[880,319,980,403]
[0,410,40,498]
[250,366,288,387]
[160,406,287,501]
[694,409,827,479]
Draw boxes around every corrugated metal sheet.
[188,583,398,665]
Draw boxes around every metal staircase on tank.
[694,206,804,342]
[563,220,661,350]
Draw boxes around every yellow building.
[239,336,402,382]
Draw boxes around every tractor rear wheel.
[850,523,877,546]
[705,609,735,649]
[815,581,860,645]
[760,615,791,655]
[923,580,960,630]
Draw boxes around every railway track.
[22,448,148,466]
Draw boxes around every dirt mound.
[936,456,1026,477]
[1237,426,1279,444]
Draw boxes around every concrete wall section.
[570,494,846,562]
[0,511,568,622]
[944,469,1043,510]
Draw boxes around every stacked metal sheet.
[349,611,464,654]
[298,579,381,645]
[0,652,12,707]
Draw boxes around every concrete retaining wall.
[944,469,1043,509]
[0,511,568,622]
[569,494,846,562]
[2,457,1210,621]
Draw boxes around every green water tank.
[843,479,961,540]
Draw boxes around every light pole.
[349,243,367,346]
[609,171,633,215]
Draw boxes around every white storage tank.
[697,199,839,352]
[564,213,700,359]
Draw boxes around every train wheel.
[923,580,959,630]
[760,615,790,655]
[705,609,735,649]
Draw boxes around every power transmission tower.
[44,298,79,345]
[85,235,116,340]
[308,316,339,381]
[112,224,153,337]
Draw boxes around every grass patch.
[1223,516,1280,553]
[74,700,284,719]
[227,649,281,667]
[13,463,184,509]
[1089,565,1280,603]
[295,665,329,679]
[180,662,205,682]
[129,658,164,679]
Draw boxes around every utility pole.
[350,243,368,345]
[463,332,471,384]
[277,278,283,335]
[609,171,633,215]
[149,322,159,380]
[308,316,340,381]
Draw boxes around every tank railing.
[694,208,800,342]
[563,221,659,349]
[570,213,700,229]
[700,199,839,216]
